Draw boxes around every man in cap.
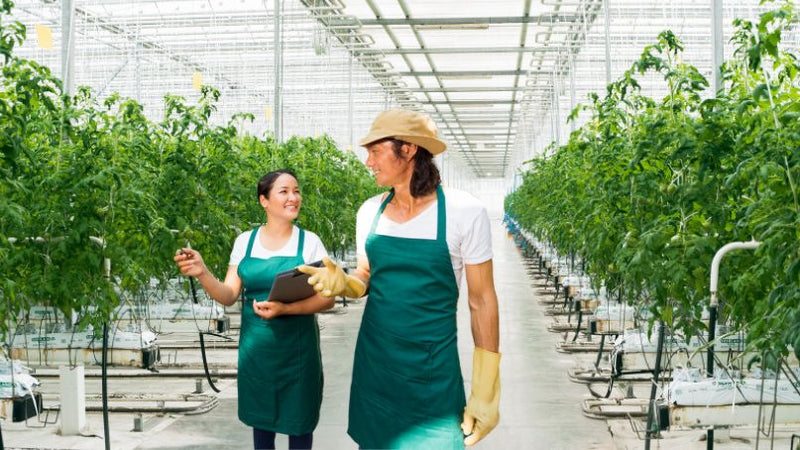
[300,109,500,449]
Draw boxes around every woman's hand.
[253,300,286,320]
[174,248,208,279]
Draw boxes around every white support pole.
[603,0,612,85]
[273,0,283,143]
[711,0,724,95]
[569,52,576,133]
[61,0,75,95]
[552,64,561,146]
[134,44,141,102]
[59,365,86,435]
[348,31,354,151]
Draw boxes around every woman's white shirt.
[229,225,328,266]
[356,187,492,287]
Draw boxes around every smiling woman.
[175,168,333,450]
[257,170,302,227]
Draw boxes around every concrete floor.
[2,218,615,449]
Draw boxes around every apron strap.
[368,186,446,241]
[435,185,446,242]
[369,189,394,235]
[245,226,260,257]
[296,227,306,259]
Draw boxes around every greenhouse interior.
[1,0,799,449]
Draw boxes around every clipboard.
[266,260,323,303]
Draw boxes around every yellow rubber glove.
[461,347,501,446]
[297,256,366,298]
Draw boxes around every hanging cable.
[184,242,221,394]
[198,332,221,394]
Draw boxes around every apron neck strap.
[296,227,305,259]
[368,185,446,241]
[245,226,260,257]
[435,185,446,242]
[369,190,394,235]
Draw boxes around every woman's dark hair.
[257,169,298,199]
[389,139,441,197]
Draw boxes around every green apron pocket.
[362,318,433,384]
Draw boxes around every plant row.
[0,1,381,338]
[506,2,800,357]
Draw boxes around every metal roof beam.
[399,70,532,76]
[429,100,519,105]
[408,87,525,93]
[357,46,564,55]
[353,14,581,26]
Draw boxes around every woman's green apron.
[237,226,323,435]
[348,185,465,449]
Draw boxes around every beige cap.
[359,109,447,155]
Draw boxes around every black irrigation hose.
[188,276,221,394]
[706,305,717,377]
[199,332,221,393]
[101,323,111,450]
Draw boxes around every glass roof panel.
[361,0,406,20]
[405,0,525,17]
[419,26,523,48]
[6,0,798,180]
[429,53,520,71]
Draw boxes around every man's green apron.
[237,226,323,435]
[348,185,465,449]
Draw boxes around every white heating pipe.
[710,240,761,306]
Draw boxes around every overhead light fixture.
[449,102,497,108]
[458,121,501,126]
[415,24,489,30]
[437,74,494,80]
[466,134,508,139]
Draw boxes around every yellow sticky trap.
[264,106,273,121]
[192,72,203,91]
[35,24,53,50]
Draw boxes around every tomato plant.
[507,1,799,354]
[0,0,380,340]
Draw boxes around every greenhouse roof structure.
[6,0,799,180]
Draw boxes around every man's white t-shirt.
[356,187,493,286]
[229,225,328,266]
